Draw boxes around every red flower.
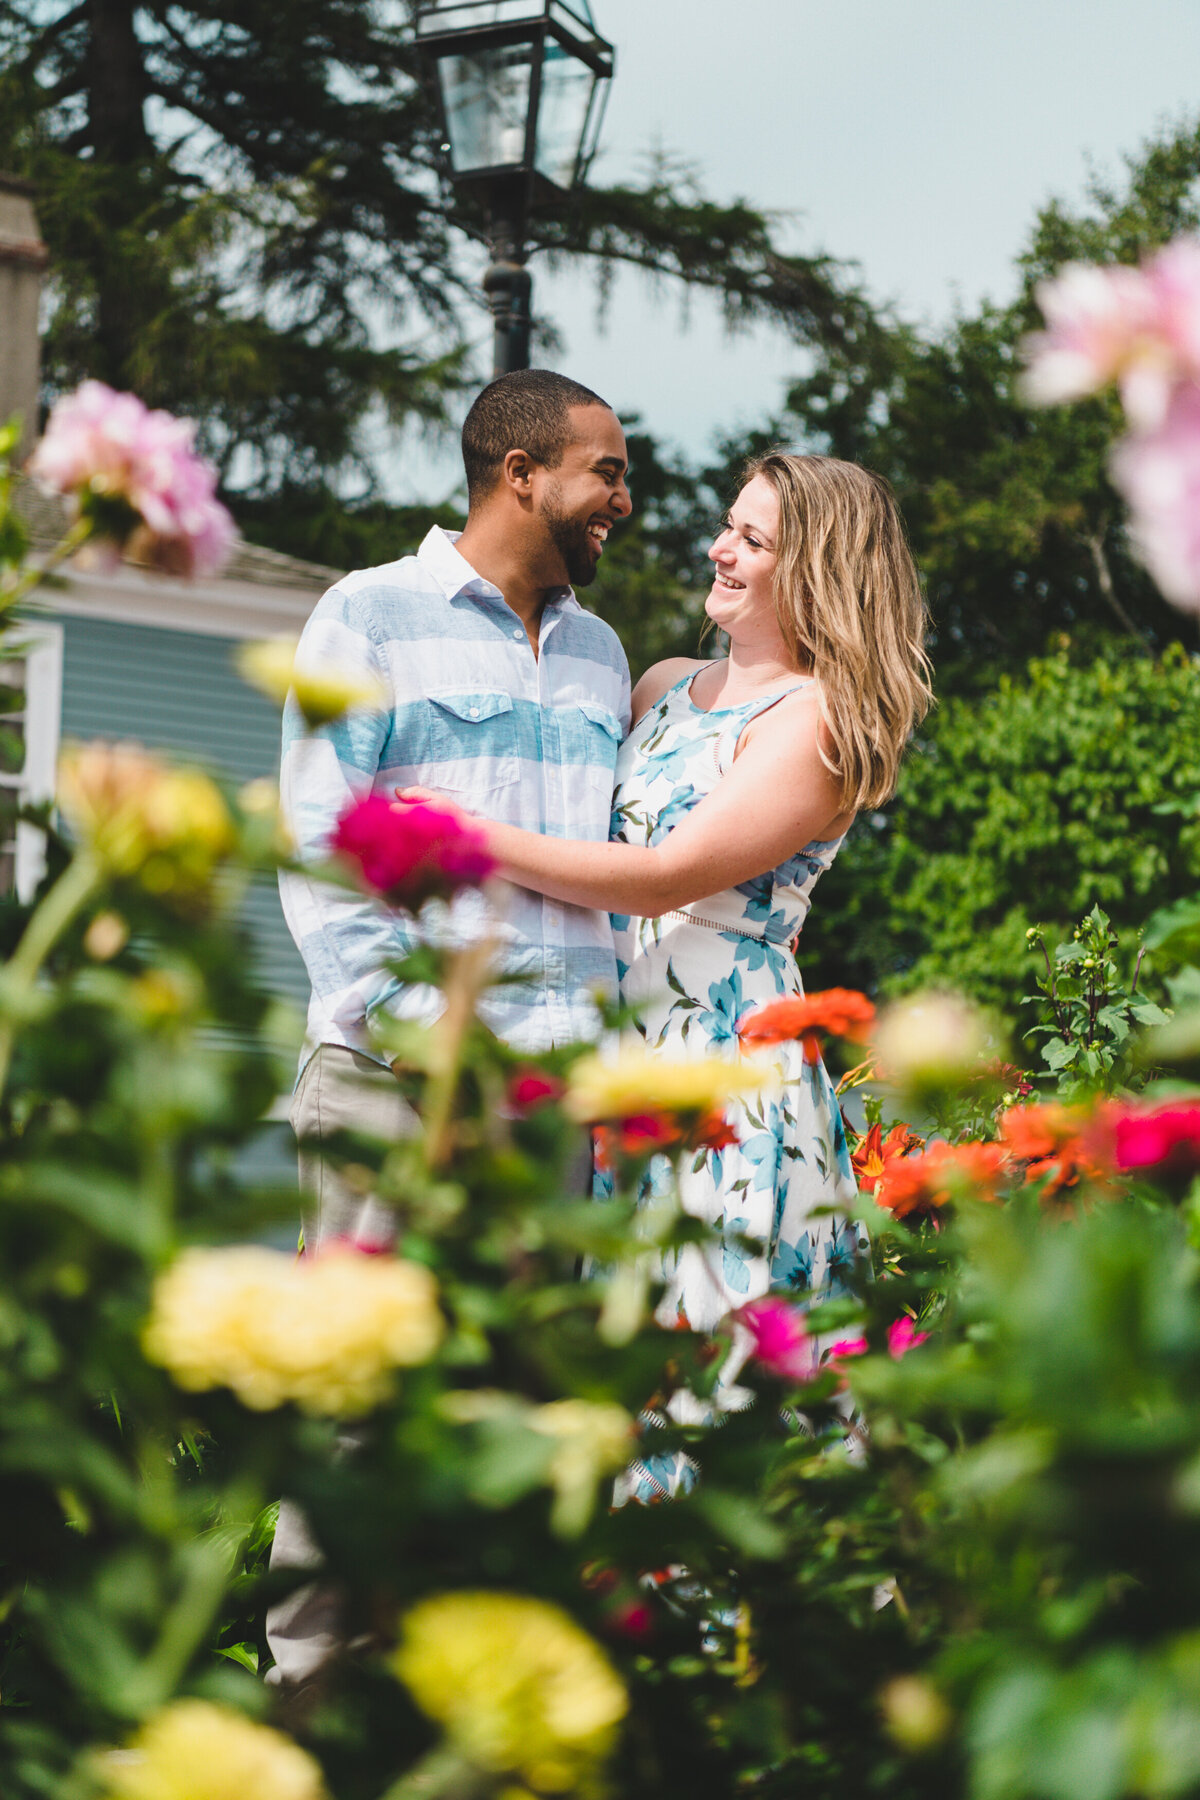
[1107,1100,1200,1177]
[507,1069,565,1114]
[851,1121,923,1195]
[738,988,875,1063]
[330,794,494,909]
[875,1139,1009,1221]
[692,1108,739,1152]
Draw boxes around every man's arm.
[279,590,437,1042]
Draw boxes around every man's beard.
[541,484,599,588]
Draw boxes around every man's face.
[533,405,632,588]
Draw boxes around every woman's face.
[705,474,781,642]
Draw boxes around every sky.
[396,0,1200,499]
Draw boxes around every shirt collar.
[417,525,581,614]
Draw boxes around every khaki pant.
[265,1045,418,1691]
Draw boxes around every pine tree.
[0,0,875,505]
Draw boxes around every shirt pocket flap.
[577,700,622,741]
[428,690,514,724]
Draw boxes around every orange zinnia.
[851,1121,924,1195]
[875,1139,1009,1221]
[1000,1102,1105,1199]
[739,988,876,1062]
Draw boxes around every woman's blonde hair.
[740,451,933,811]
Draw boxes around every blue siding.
[54,612,309,1011]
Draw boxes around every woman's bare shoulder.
[630,657,708,725]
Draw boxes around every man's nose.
[611,479,633,519]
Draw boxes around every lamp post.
[414,1,614,376]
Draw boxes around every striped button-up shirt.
[279,526,630,1066]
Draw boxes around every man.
[278,367,632,1247]
[268,369,632,1690]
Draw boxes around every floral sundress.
[605,666,866,1501]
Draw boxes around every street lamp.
[414,1,614,376]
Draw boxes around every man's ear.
[502,447,537,497]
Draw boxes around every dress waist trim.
[661,909,767,942]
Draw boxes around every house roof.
[15,477,342,637]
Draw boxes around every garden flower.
[565,1045,775,1124]
[738,987,875,1062]
[825,1316,928,1369]
[1021,261,1160,416]
[95,1699,326,1800]
[236,634,386,728]
[1106,1099,1200,1177]
[851,1121,923,1194]
[28,380,234,578]
[507,1068,566,1113]
[391,1591,627,1792]
[58,741,235,899]
[1111,382,1200,611]
[1000,1101,1103,1197]
[738,1295,812,1381]
[874,1139,1009,1221]
[331,792,495,909]
[143,1244,443,1416]
[871,991,992,1095]
[530,1399,635,1536]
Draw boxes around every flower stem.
[0,515,94,616]
[0,850,102,1101]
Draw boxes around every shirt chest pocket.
[565,700,623,795]
[424,690,520,793]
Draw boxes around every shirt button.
[469,706,480,717]
[513,628,523,639]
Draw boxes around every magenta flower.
[887,1316,929,1358]
[331,793,495,911]
[739,1296,812,1382]
[825,1334,868,1369]
[1111,1100,1200,1176]
[27,380,235,578]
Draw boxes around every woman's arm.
[401,688,853,917]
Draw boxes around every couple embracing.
[272,369,931,1671]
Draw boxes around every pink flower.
[1109,1100,1200,1176]
[1111,383,1200,611]
[27,380,235,578]
[739,1296,812,1383]
[330,793,495,909]
[1022,262,1161,420]
[887,1316,929,1358]
[825,1335,868,1369]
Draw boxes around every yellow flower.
[439,1392,633,1537]
[564,1046,776,1124]
[94,1699,327,1800]
[530,1400,634,1537]
[871,991,995,1096]
[237,635,386,728]
[58,742,235,898]
[391,1591,627,1793]
[143,1245,443,1417]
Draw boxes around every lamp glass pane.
[534,38,596,189]
[417,2,543,34]
[437,42,535,172]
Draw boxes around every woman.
[401,453,931,1492]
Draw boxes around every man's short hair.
[461,369,612,508]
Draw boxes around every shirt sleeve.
[277,587,439,1043]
